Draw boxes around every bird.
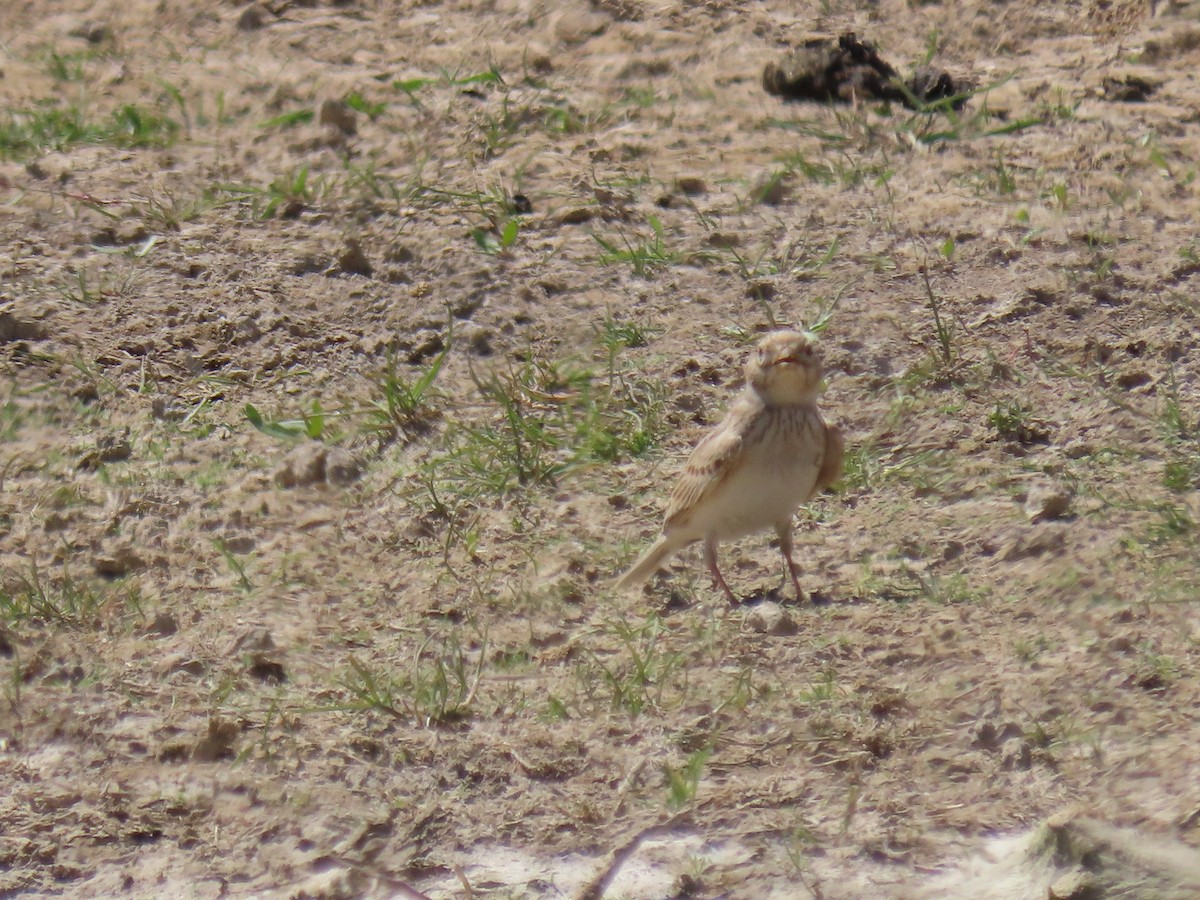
[616,330,843,603]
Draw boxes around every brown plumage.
[617,330,843,603]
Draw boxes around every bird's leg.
[703,536,737,604]
[776,522,807,602]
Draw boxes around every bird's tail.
[615,535,682,591]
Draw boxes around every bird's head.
[745,330,824,404]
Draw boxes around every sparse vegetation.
[4,4,1200,898]
[594,215,681,277]
[0,101,179,158]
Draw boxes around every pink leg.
[776,522,807,602]
[703,537,737,604]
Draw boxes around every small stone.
[1108,636,1135,654]
[248,653,286,684]
[146,612,178,637]
[998,526,1066,562]
[406,332,444,365]
[745,600,799,636]
[236,4,268,30]
[229,626,275,655]
[78,429,133,470]
[1116,369,1151,390]
[69,21,113,44]
[318,98,357,136]
[0,310,48,342]
[1063,441,1093,460]
[461,323,494,357]
[1000,740,1032,770]
[336,239,372,277]
[754,172,789,206]
[706,232,740,249]
[1048,869,1098,900]
[557,206,595,225]
[192,718,239,762]
[274,443,327,488]
[553,9,609,44]
[220,534,256,555]
[94,546,145,578]
[1025,482,1074,523]
[325,448,363,486]
[287,866,361,900]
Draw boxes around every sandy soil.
[3,0,1200,897]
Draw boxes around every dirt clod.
[336,239,373,277]
[275,443,327,488]
[237,4,269,31]
[192,718,240,762]
[1024,482,1074,523]
[745,600,799,635]
[318,98,357,136]
[763,33,969,108]
[0,310,48,342]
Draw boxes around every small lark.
[617,330,843,603]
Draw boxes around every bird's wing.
[664,418,746,530]
[814,421,844,493]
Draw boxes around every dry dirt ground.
[3,0,1200,897]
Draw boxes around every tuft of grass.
[343,158,430,215]
[215,539,254,594]
[344,91,387,120]
[258,109,314,130]
[460,360,579,490]
[0,102,178,159]
[419,184,529,253]
[431,352,664,498]
[596,315,657,356]
[215,165,328,219]
[470,217,521,256]
[920,265,956,367]
[244,338,449,448]
[838,441,879,493]
[244,400,329,442]
[1147,503,1194,545]
[0,389,22,444]
[392,66,504,106]
[361,340,450,446]
[1,564,140,629]
[594,215,680,277]
[666,746,713,810]
[338,629,487,727]
[580,615,686,718]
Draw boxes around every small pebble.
[1025,482,1074,522]
[746,600,798,636]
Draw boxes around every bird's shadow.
[733,586,836,609]
[656,585,837,617]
